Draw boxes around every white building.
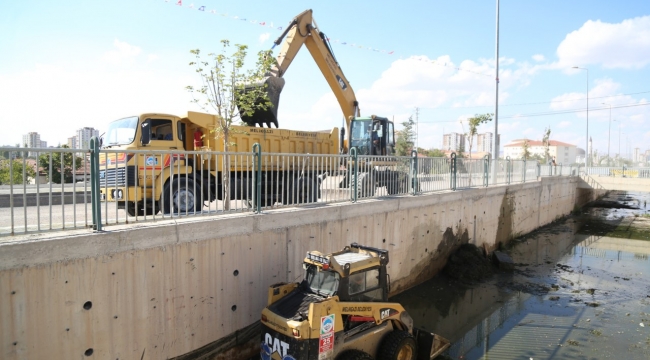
[442,132,466,152]
[475,132,501,154]
[67,136,77,149]
[22,132,42,157]
[504,139,578,164]
[76,127,99,149]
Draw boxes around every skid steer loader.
[260,243,450,360]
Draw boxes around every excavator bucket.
[237,76,285,128]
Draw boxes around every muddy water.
[393,191,650,359]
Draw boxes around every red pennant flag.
[259,22,265,25]
[388,51,394,55]
[176,0,182,5]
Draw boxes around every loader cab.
[349,116,395,156]
[303,245,390,302]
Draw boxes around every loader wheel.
[160,177,203,215]
[377,330,417,360]
[336,349,373,360]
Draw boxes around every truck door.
[140,117,181,188]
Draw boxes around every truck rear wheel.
[336,349,373,360]
[377,330,417,360]
[160,177,203,214]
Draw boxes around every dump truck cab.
[260,243,449,360]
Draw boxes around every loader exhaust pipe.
[237,76,285,128]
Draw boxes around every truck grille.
[99,166,137,187]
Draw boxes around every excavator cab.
[349,117,395,156]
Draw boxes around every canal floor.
[393,191,650,360]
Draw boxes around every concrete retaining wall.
[0,177,602,360]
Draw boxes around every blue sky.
[1,0,649,159]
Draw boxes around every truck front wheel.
[377,330,417,360]
[160,177,203,215]
[126,201,159,216]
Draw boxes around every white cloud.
[532,54,545,62]
[101,39,142,65]
[147,54,159,63]
[0,44,197,146]
[259,33,270,44]
[556,16,650,69]
[558,121,571,128]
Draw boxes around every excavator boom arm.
[271,9,360,125]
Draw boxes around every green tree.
[542,127,552,163]
[521,139,531,159]
[38,145,82,184]
[466,113,493,159]
[425,148,446,158]
[395,116,416,156]
[187,40,274,209]
[0,159,36,185]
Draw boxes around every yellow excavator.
[260,243,450,360]
[239,9,415,197]
[240,9,395,155]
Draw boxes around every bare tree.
[542,127,552,163]
[187,40,274,209]
[521,139,531,160]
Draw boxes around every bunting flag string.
[164,0,492,78]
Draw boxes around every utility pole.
[491,0,500,184]
[415,107,420,151]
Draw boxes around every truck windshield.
[305,265,339,296]
[103,116,138,147]
[349,119,372,155]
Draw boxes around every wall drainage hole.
[83,301,92,310]
[233,270,239,276]
[84,348,94,356]
[231,305,237,311]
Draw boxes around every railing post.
[350,147,358,203]
[89,136,102,231]
[537,162,541,178]
[522,159,526,183]
[411,150,418,195]
[450,152,457,191]
[506,156,511,184]
[252,143,262,214]
[483,155,489,187]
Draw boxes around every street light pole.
[572,66,588,168]
[617,120,621,166]
[491,0,500,184]
[602,103,612,167]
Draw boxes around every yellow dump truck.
[99,111,339,215]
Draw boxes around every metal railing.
[1,144,586,236]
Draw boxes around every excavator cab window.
[349,119,373,155]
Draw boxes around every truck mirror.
[141,121,151,145]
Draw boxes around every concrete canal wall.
[0,177,603,360]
